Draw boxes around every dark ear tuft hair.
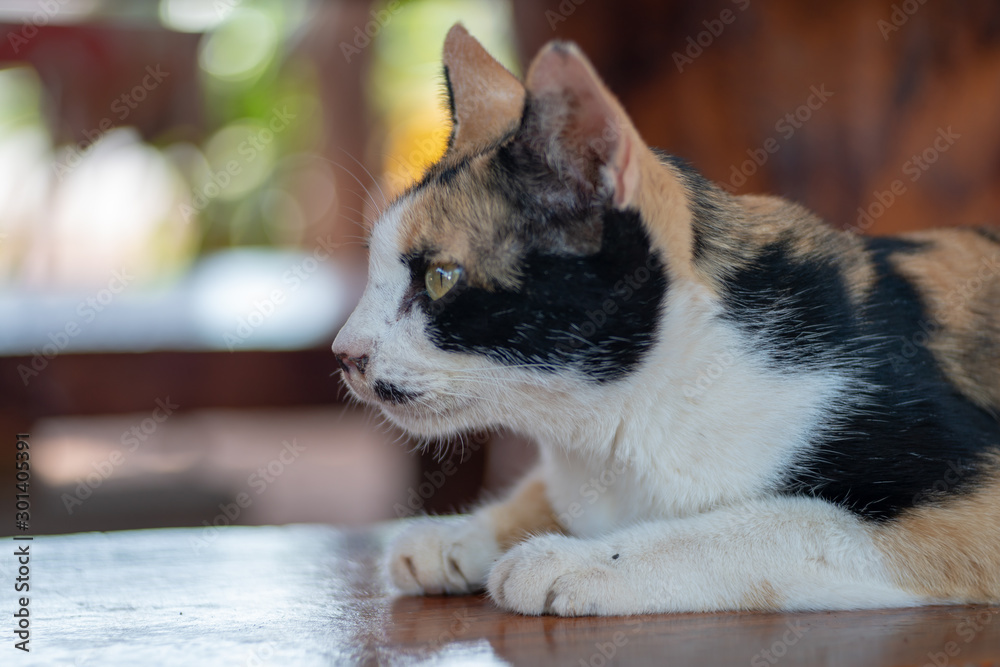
[441,23,525,154]
[441,64,457,150]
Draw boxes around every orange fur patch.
[489,473,564,551]
[397,162,525,292]
[875,454,1000,603]
[889,228,1000,414]
[740,580,782,611]
[636,152,699,283]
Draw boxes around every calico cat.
[332,24,1000,616]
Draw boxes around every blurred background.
[1,0,998,534]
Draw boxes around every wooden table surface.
[4,524,999,666]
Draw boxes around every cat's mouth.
[338,367,474,434]
[368,386,469,438]
[340,372,419,406]
[341,372,442,415]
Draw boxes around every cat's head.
[333,25,702,442]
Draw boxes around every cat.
[332,24,1000,616]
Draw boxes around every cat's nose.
[332,323,374,377]
[335,351,370,376]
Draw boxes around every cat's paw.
[387,517,500,595]
[487,534,631,616]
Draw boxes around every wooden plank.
[6,525,998,665]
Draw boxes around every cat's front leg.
[386,468,562,595]
[488,496,924,615]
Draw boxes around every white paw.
[487,534,633,616]
[387,516,500,595]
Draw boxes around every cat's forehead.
[383,150,527,289]
[399,155,496,254]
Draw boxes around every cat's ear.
[522,41,642,209]
[442,24,525,154]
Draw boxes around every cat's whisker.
[338,148,390,212]
[340,217,375,233]
[319,157,385,217]
[340,204,380,230]
[444,375,552,390]
[382,153,422,182]
[448,362,550,372]
[424,389,506,408]
[336,237,371,248]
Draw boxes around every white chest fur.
[532,282,849,537]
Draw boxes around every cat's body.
[333,25,1000,615]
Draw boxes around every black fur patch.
[974,226,1000,245]
[372,380,420,405]
[424,155,471,187]
[771,238,1000,520]
[414,208,668,382]
[719,237,855,368]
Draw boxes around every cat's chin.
[339,372,480,438]
[376,401,474,440]
[357,380,512,441]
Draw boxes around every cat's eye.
[425,262,463,301]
